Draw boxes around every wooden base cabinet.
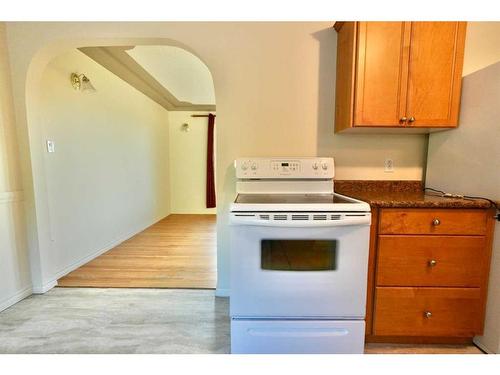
[366,207,495,343]
[334,22,467,133]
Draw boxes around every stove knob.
[241,163,248,171]
[251,163,257,171]
[321,163,328,170]
[312,163,319,170]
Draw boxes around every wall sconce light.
[71,73,96,92]
[181,123,190,132]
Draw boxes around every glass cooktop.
[234,194,355,205]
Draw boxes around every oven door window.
[261,240,337,271]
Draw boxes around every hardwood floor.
[58,214,216,289]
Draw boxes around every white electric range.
[229,157,371,354]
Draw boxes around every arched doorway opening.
[25,39,217,292]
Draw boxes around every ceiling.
[126,46,215,106]
[79,45,215,111]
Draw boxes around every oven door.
[229,212,371,318]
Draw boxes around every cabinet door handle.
[408,116,415,123]
[432,218,441,226]
[428,259,437,267]
[400,116,407,123]
[424,311,432,319]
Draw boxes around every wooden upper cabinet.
[334,21,467,132]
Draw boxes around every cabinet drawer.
[374,287,481,337]
[379,208,487,235]
[377,236,485,287]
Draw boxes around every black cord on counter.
[424,187,500,221]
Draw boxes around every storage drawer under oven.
[231,319,365,354]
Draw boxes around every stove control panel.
[235,158,334,179]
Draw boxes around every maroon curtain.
[206,113,216,208]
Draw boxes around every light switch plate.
[46,140,55,153]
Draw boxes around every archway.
[24,38,218,292]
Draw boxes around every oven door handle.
[230,215,371,227]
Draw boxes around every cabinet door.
[354,22,411,127]
[405,22,467,127]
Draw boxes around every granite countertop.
[335,180,494,209]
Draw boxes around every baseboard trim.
[473,337,495,354]
[31,214,170,293]
[215,288,230,297]
[0,285,32,312]
[32,280,58,294]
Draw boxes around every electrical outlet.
[384,158,394,173]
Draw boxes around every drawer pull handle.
[428,259,437,267]
[424,311,432,319]
[432,218,441,226]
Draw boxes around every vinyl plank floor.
[57,214,216,289]
[0,288,483,354]
[0,288,229,354]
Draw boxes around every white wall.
[462,22,500,76]
[168,111,216,214]
[426,61,500,353]
[35,49,171,286]
[0,23,32,311]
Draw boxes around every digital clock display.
[281,163,289,167]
